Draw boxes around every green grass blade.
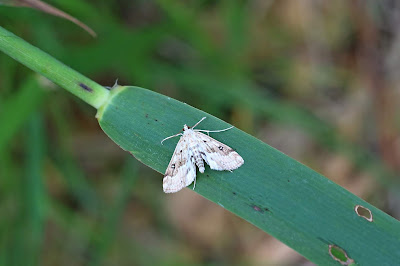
[97,85,400,265]
[5,113,47,266]
[22,113,47,266]
[0,26,108,108]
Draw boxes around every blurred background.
[0,0,399,265]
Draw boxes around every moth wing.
[196,132,244,171]
[163,135,196,193]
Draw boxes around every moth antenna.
[191,117,207,129]
[161,133,183,145]
[195,126,234,134]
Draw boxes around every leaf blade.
[98,86,400,265]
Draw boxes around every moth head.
[183,124,189,131]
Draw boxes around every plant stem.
[0,26,109,109]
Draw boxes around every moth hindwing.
[162,117,244,193]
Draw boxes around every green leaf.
[97,85,400,265]
[21,113,47,265]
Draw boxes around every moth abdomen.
[193,150,205,173]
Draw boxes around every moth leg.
[192,175,197,190]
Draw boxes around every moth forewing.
[163,134,196,193]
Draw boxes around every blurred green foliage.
[0,1,399,265]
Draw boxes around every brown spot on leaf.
[354,205,373,222]
[79,83,93,92]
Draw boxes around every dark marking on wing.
[202,140,235,155]
[79,83,93,92]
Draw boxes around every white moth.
[161,117,244,193]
